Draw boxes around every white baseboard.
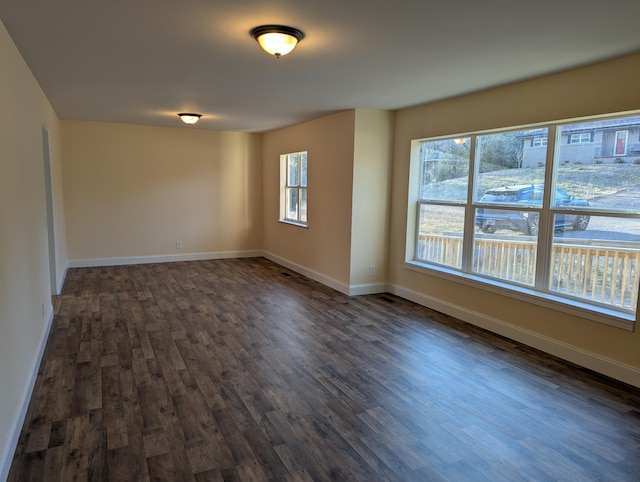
[55,265,67,295]
[67,251,387,297]
[66,250,263,269]
[262,253,388,296]
[390,283,640,388]
[348,282,389,296]
[262,251,352,295]
[0,306,54,482]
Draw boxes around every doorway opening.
[42,128,58,295]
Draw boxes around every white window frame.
[568,132,592,144]
[279,151,308,227]
[406,114,640,331]
[532,136,548,147]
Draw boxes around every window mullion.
[461,135,477,273]
[414,200,423,262]
[534,124,557,291]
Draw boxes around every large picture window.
[280,151,308,226]
[409,113,640,327]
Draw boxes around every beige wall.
[262,111,356,286]
[350,110,394,286]
[0,19,64,474]
[390,53,640,376]
[62,122,262,260]
[2,18,640,475]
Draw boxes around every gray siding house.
[521,117,640,167]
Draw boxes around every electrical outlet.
[369,265,376,276]
[176,241,182,249]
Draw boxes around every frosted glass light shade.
[257,32,298,57]
[178,113,201,125]
[250,25,305,58]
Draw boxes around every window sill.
[279,219,308,228]
[405,260,635,332]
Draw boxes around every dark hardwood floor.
[8,257,640,481]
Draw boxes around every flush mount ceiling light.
[250,24,305,58]
[178,113,202,125]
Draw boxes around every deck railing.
[417,234,639,311]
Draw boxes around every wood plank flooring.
[8,257,640,481]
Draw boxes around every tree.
[477,132,524,172]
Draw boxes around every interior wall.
[390,53,640,376]
[350,109,394,288]
[0,19,63,476]
[62,121,262,261]
[262,111,356,288]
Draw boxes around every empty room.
[1,1,640,481]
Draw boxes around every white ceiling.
[1,0,639,132]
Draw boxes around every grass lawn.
[421,164,640,235]
[425,164,640,202]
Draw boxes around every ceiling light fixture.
[178,113,202,125]
[250,24,305,59]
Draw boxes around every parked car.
[475,185,590,235]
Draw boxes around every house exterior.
[521,117,640,167]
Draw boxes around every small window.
[568,132,592,144]
[280,151,308,226]
[532,136,548,147]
